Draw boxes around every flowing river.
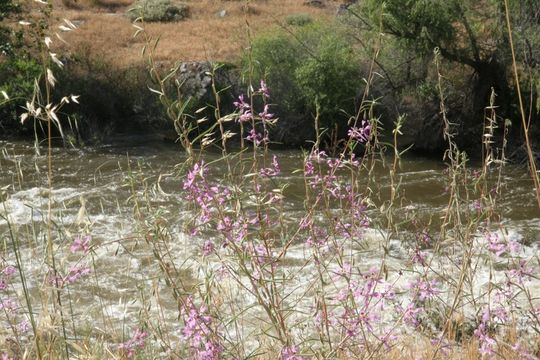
[1,136,539,356]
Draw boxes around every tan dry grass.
[49,0,339,66]
[384,337,539,360]
[249,324,540,359]
[255,337,537,360]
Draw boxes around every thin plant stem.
[503,0,540,208]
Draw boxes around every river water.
[1,137,539,355]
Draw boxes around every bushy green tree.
[349,0,539,113]
[249,23,361,144]
[337,0,540,155]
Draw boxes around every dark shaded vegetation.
[339,0,540,156]
[55,53,165,143]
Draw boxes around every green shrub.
[248,23,361,142]
[294,33,361,122]
[250,31,304,115]
[285,13,313,26]
[416,80,438,100]
[128,0,190,22]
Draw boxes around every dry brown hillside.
[44,0,338,67]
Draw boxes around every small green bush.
[294,33,361,121]
[128,0,190,22]
[285,13,313,26]
[0,3,18,55]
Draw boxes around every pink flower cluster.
[407,278,441,302]
[246,129,268,146]
[233,81,273,124]
[182,297,223,360]
[119,328,148,359]
[281,345,305,360]
[259,155,281,177]
[474,307,496,358]
[216,215,247,246]
[328,266,399,351]
[70,235,91,254]
[485,232,520,258]
[183,161,231,230]
[347,120,371,143]
[0,265,16,291]
[48,265,91,287]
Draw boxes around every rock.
[70,19,85,27]
[336,4,349,16]
[303,0,325,8]
[171,61,240,113]
[336,0,359,16]
[127,0,190,22]
[176,62,213,100]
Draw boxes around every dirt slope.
[48,0,337,66]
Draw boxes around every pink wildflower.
[408,278,441,302]
[347,120,371,143]
[183,161,206,191]
[64,265,91,284]
[182,297,223,360]
[304,160,314,176]
[199,340,223,360]
[486,232,506,258]
[508,260,534,283]
[246,129,266,146]
[70,235,91,254]
[259,155,280,177]
[17,320,30,333]
[281,345,305,360]
[119,328,148,359]
[2,266,16,276]
[202,240,215,256]
[233,94,250,111]
[512,342,538,360]
[239,110,253,122]
[259,80,270,98]
[258,104,274,122]
[0,298,17,312]
[411,247,427,266]
[401,303,422,328]
[474,307,496,358]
